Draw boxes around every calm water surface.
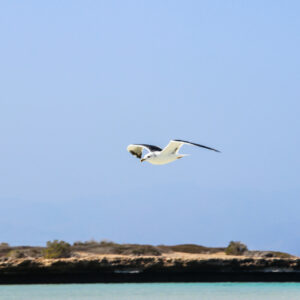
[1,283,300,300]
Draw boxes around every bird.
[127,139,220,165]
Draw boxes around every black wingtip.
[174,139,221,153]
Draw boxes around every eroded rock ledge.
[1,254,300,283]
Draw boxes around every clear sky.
[1,1,300,254]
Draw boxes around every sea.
[1,283,300,300]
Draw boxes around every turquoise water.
[1,283,300,300]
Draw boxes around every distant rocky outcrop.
[0,240,294,260]
[0,241,298,283]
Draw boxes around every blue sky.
[1,1,300,254]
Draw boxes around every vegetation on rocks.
[0,240,294,260]
[225,241,248,255]
[158,244,225,254]
[0,243,9,248]
[72,240,162,256]
[43,240,72,258]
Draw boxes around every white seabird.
[127,139,220,165]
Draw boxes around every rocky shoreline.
[1,254,300,284]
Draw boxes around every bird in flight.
[127,139,220,165]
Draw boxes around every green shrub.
[225,241,248,255]
[43,240,71,258]
[0,243,11,258]
[0,242,9,248]
[8,250,26,259]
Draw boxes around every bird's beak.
[140,158,146,162]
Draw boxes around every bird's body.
[127,139,220,165]
[142,151,185,165]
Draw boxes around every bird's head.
[140,153,153,163]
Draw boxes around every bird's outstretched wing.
[127,144,162,159]
[161,139,220,155]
